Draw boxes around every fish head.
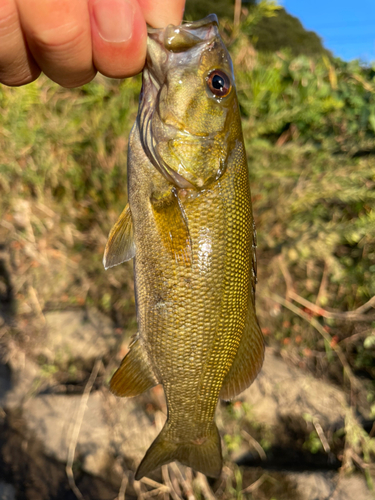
[140,15,241,191]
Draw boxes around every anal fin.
[110,335,158,397]
[103,203,135,270]
[219,299,265,401]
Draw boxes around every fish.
[103,14,264,480]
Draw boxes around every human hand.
[0,0,186,87]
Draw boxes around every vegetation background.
[0,0,374,498]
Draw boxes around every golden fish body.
[104,15,264,480]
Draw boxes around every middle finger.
[16,0,95,87]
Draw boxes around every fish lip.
[147,14,219,36]
[147,14,219,54]
[181,13,219,30]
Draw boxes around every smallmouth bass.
[104,14,264,480]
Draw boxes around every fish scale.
[104,14,264,479]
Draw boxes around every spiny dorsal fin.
[110,335,158,397]
[219,298,264,401]
[151,188,192,267]
[103,203,135,270]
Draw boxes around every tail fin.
[135,421,222,480]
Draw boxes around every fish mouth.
[147,14,219,53]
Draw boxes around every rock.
[219,349,350,467]
[288,471,373,500]
[0,349,40,410]
[288,472,336,500]
[1,308,119,410]
[0,482,16,500]
[36,309,118,365]
[335,474,374,500]
[23,389,162,479]
[241,349,348,428]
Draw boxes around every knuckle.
[0,1,15,27]
[0,3,19,40]
[31,21,87,53]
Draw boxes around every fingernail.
[92,0,134,43]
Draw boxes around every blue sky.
[281,0,375,63]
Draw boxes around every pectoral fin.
[152,188,192,266]
[219,299,264,401]
[110,335,158,397]
[103,203,135,270]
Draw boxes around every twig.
[265,292,359,390]
[212,466,231,499]
[162,465,183,500]
[169,463,195,500]
[277,255,294,296]
[168,464,183,498]
[140,477,168,492]
[133,479,144,500]
[313,421,331,454]
[240,430,266,461]
[277,255,375,321]
[316,261,329,306]
[147,491,168,498]
[195,473,216,500]
[351,295,375,315]
[117,473,128,500]
[288,290,375,322]
[340,330,372,345]
[350,451,373,471]
[234,0,242,27]
[28,285,45,324]
[142,487,169,499]
[66,358,102,500]
[241,474,266,494]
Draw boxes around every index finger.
[89,0,185,80]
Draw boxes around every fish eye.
[206,70,231,98]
